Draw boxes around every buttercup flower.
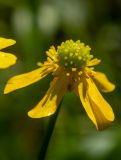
[0,37,17,69]
[4,40,115,130]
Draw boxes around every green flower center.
[57,40,93,69]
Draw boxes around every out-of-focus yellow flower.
[0,37,17,69]
[4,40,115,130]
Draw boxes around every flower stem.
[38,102,62,160]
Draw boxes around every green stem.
[38,101,62,160]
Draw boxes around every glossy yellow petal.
[92,72,115,92]
[0,37,16,50]
[28,72,69,118]
[0,52,17,69]
[78,77,114,130]
[4,66,54,94]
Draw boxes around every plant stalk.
[38,102,62,160]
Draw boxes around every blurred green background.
[0,0,121,159]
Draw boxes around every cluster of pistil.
[57,40,93,70]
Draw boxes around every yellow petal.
[0,52,17,69]
[92,72,115,92]
[78,77,114,130]
[28,72,69,118]
[87,58,101,67]
[0,37,16,50]
[4,66,54,94]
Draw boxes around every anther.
[78,71,82,75]
[75,53,78,56]
[72,68,77,71]
[70,53,73,57]
[78,56,82,60]
[70,61,73,65]
[66,73,70,76]
[64,56,68,60]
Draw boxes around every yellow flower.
[0,37,17,69]
[4,40,115,130]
